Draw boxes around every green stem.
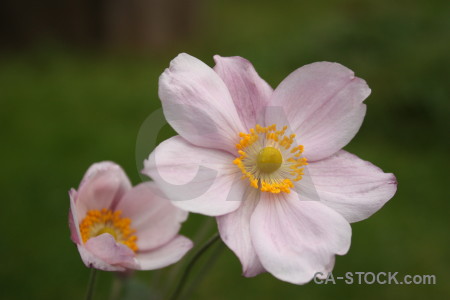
[183,239,225,299]
[170,233,221,300]
[85,268,98,300]
[164,217,214,293]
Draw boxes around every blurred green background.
[1,0,449,299]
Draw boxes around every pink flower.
[69,161,193,271]
[143,54,397,284]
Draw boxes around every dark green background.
[1,0,449,299]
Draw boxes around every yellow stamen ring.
[233,124,308,194]
[80,208,138,252]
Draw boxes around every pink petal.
[81,234,138,271]
[250,191,351,284]
[213,55,273,130]
[69,210,79,244]
[69,189,81,244]
[267,62,370,161]
[116,182,189,251]
[217,189,265,277]
[159,53,245,154]
[75,161,132,223]
[135,235,193,270]
[307,150,397,223]
[78,161,129,195]
[77,245,126,271]
[143,136,245,216]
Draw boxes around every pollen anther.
[233,124,308,194]
[80,208,138,252]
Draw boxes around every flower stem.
[170,232,221,300]
[163,217,214,293]
[85,268,98,300]
[182,238,225,299]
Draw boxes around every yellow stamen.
[80,208,138,252]
[234,124,308,194]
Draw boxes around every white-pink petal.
[250,191,351,284]
[217,189,265,277]
[136,235,193,270]
[213,55,273,131]
[143,136,245,216]
[116,182,188,251]
[159,53,245,154]
[75,161,132,222]
[82,234,138,271]
[308,150,397,223]
[77,245,126,272]
[69,190,81,244]
[267,62,370,161]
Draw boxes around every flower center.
[257,147,282,173]
[80,208,138,252]
[233,124,308,194]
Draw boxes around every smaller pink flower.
[69,161,193,271]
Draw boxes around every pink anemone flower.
[143,54,397,284]
[69,161,193,271]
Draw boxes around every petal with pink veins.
[116,182,189,251]
[143,136,245,216]
[82,234,138,270]
[75,162,132,222]
[69,190,81,244]
[267,62,370,161]
[77,245,126,272]
[250,191,351,284]
[213,55,273,130]
[159,53,245,154]
[308,150,397,223]
[217,189,265,277]
[136,235,193,270]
